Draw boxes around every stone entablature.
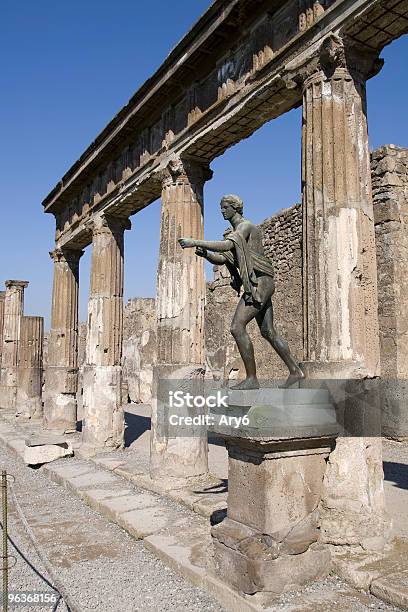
[42,0,407,250]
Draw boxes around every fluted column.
[81,213,130,449]
[44,248,83,431]
[294,35,390,549]
[156,158,210,364]
[150,157,212,480]
[301,36,381,375]
[16,316,44,419]
[0,292,5,367]
[0,280,28,410]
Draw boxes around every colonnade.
[42,35,389,544]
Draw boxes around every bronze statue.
[179,194,304,390]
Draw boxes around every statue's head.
[220,194,243,220]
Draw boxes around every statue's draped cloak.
[222,230,274,305]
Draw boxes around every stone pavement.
[0,407,408,611]
[0,440,223,612]
[383,439,408,540]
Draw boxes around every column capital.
[5,280,29,289]
[159,155,213,188]
[0,291,6,300]
[49,247,84,265]
[86,213,131,237]
[283,34,383,91]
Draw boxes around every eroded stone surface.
[374,145,408,440]
[211,427,335,596]
[81,215,130,449]
[150,364,208,480]
[44,248,82,431]
[16,316,44,419]
[371,570,408,609]
[320,437,392,550]
[0,280,28,410]
[151,160,211,480]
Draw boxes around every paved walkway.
[383,439,408,539]
[0,442,223,612]
[0,406,407,611]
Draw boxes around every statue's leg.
[230,297,260,390]
[256,298,304,388]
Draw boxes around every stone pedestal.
[81,214,130,449]
[150,157,212,479]
[16,316,44,419]
[210,389,338,596]
[44,248,83,431]
[0,280,28,410]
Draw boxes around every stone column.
[296,35,390,548]
[0,281,28,410]
[0,292,5,366]
[16,316,44,419]
[150,157,212,480]
[44,248,83,431]
[301,36,380,374]
[81,213,130,450]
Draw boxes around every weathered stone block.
[212,535,330,595]
[227,447,327,539]
[24,440,73,465]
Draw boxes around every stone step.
[89,452,228,519]
[42,459,194,541]
[144,525,264,612]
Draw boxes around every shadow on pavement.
[124,410,151,447]
[383,460,408,491]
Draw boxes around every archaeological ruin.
[0,281,44,420]
[1,0,408,605]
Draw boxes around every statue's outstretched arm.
[195,247,227,264]
[179,238,233,252]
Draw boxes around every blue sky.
[1,1,407,328]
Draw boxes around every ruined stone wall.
[73,300,157,407]
[372,145,408,439]
[122,298,157,403]
[205,204,303,383]
[76,322,87,419]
